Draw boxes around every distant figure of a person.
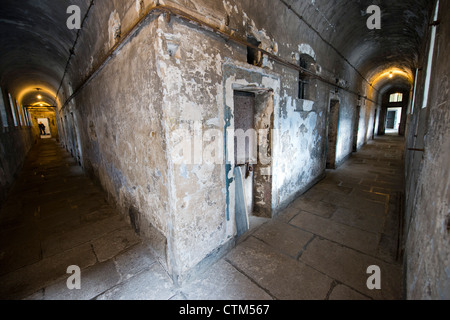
[39,122,46,135]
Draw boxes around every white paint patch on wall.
[223,0,239,14]
[108,10,121,49]
[298,43,317,61]
[155,21,235,277]
[274,92,320,205]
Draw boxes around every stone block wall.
[404,0,450,299]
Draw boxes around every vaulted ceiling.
[0,0,87,106]
[281,0,433,93]
[0,0,434,107]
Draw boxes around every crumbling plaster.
[54,0,385,281]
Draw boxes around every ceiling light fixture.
[36,88,42,100]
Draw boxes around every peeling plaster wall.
[60,16,172,271]
[55,0,383,281]
[404,0,450,300]
[151,0,380,277]
[275,86,326,206]
[234,0,379,204]
[156,18,241,278]
[63,0,154,100]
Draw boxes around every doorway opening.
[38,118,51,138]
[29,106,59,141]
[385,107,402,135]
[232,89,274,238]
[326,99,340,169]
[234,90,255,237]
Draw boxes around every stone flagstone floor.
[0,135,405,300]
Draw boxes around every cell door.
[233,90,256,237]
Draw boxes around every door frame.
[223,62,280,239]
